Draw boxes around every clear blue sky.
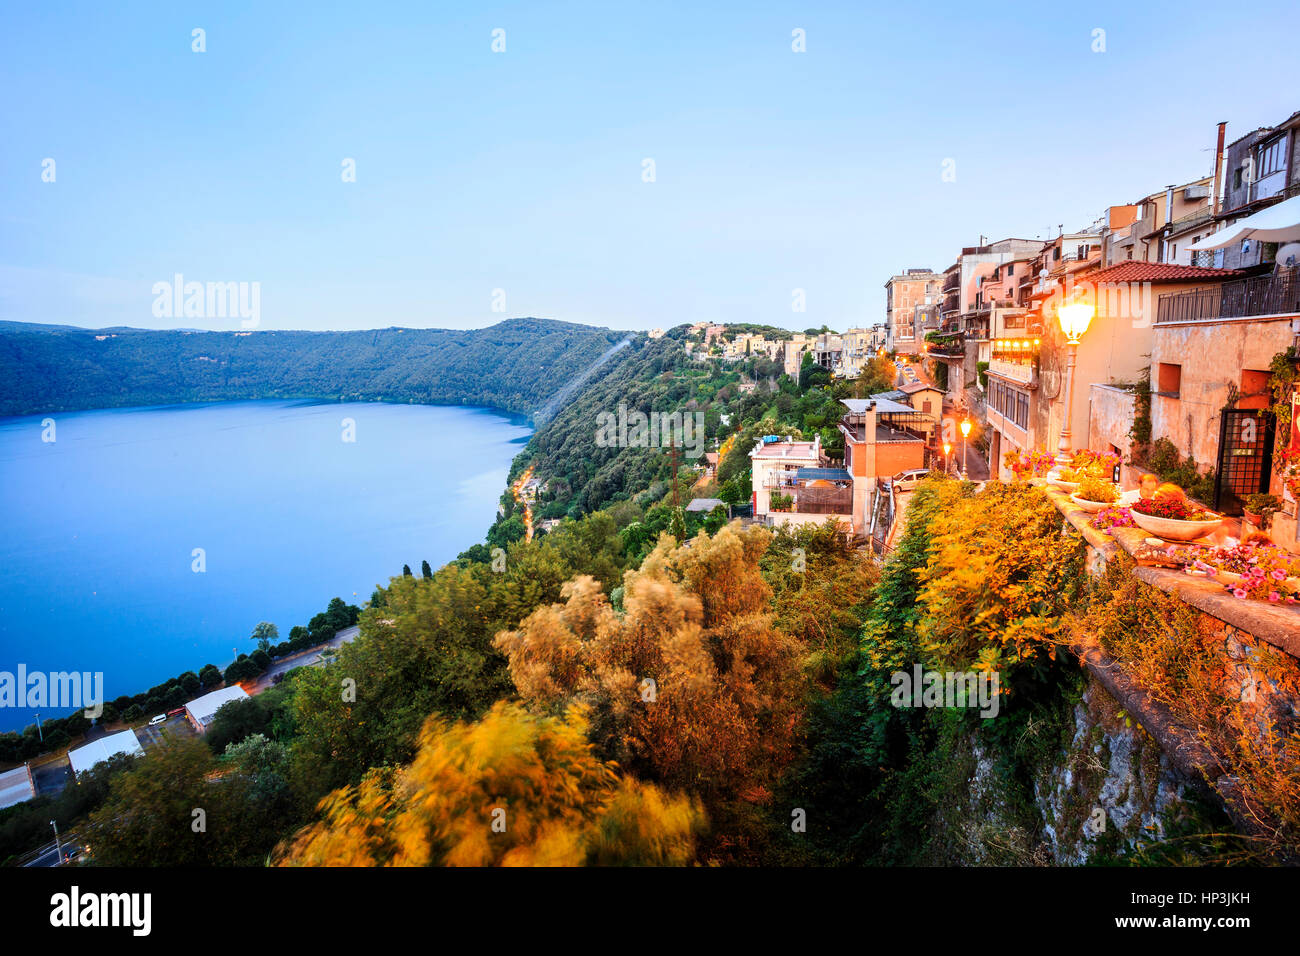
[2,1,1297,333]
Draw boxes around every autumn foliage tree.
[288,513,628,797]
[914,480,1085,675]
[493,524,804,805]
[275,702,701,866]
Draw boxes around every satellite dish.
[1276,242,1300,268]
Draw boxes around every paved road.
[250,625,361,694]
[21,840,82,868]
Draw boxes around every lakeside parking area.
[6,626,364,798]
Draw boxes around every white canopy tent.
[1189,195,1300,251]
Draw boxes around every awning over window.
[1189,195,1300,250]
[794,467,852,482]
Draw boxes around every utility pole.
[51,820,63,864]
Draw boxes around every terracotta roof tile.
[1085,262,1247,284]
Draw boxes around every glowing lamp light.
[943,441,951,456]
[959,418,972,438]
[1057,300,1095,342]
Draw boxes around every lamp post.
[959,417,972,479]
[1054,300,1096,466]
[943,441,952,475]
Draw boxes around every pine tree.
[421,560,433,579]
[402,564,413,577]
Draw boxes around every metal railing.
[1155,266,1300,323]
[927,333,965,357]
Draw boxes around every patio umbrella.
[1188,195,1300,251]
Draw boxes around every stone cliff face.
[944,677,1214,865]
[1033,680,1200,865]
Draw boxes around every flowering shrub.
[1131,497,1216,522]
[1089,505,1134,532]
[1004,449,1055,480]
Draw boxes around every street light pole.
[1054,300,1096,466]
[1056,338,1079,465]
[51,820,62,864]
[959,417,972,480]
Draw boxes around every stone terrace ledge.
[1035,482,1297,830]
[1040,483,1300,660]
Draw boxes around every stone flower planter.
[1129,510,1223,542]
[1069,494,1115,514]
[1047,478,1080,493]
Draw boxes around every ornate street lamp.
[1054,299,1095,465]
[942,440,952,475]
[959,417,972,479]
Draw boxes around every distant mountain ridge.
[0,318,634,419]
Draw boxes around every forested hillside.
[498,326,894,523]
[0,318,629,418]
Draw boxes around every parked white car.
[890,468,931,492]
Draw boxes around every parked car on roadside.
[890,468,931,492]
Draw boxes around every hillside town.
[676,108,1300,561]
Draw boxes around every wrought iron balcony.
[1155,266,1300,323]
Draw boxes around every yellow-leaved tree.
[274,702,701,866]
[493,523,803,804]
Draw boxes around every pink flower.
[1233,588,1248,599]
[1271,569,1286,581]
[1269,592,1281,602]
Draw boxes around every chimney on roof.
[1211,121,1227,216]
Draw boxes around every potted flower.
[1072,449,1121,479]
[1129,494,1223,541]
[1005,449,1055,483]
[1244,493,1283,531]
[1198,543,1300,603]
[1275,446,1300,500]
[1070,475,1121,513]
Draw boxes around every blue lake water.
[0,400,531,732]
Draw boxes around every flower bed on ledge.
[1042,484,1300,659]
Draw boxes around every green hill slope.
[0,318,629,418]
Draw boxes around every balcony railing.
[987,357,1036,387]
[926,333,964,358]
[1155,266,1300,323]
